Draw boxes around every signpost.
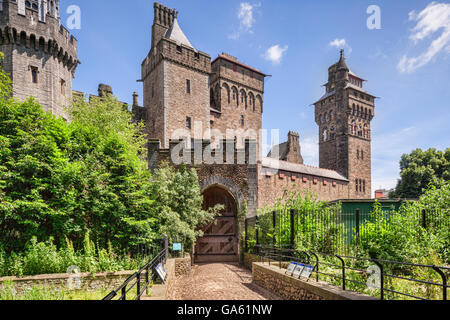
[155,263,167,283]
[286,262,315,280]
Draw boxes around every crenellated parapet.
[147,138,258,171]
[0,0,79,74]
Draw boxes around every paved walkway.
[168,263,280,300]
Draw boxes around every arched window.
[329,110,334,121]
[248,92,255,111]
[222,83,230,105]
[256,95,263,113]
[232,87,238,106]
[319,115,323,124]
[355,179,359,192]
[240,115,245,127]
[240,89,247,109]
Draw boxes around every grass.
[0,281,111,300]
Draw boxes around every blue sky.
[62,0,450,194]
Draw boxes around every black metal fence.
[103,235,169,301]
[256,245,449,300]
[245,208,449,255]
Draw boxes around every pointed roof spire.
[337,49,349,71]
[165,17,194,49]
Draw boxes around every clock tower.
[314,50,375,199]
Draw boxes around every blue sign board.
[173,243,182,251]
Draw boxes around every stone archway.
[194,185,239,263]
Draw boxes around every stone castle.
[0,1,375,262]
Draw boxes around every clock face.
[330,124,336,132]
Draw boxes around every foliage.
[0,85,156,252]
[360,183,450,264]
[150,163,220,250]
[0,281,110,300]
[255,189,343,253]
[390,148,450,199]
[0,234,146,277]
[0,53,12,99]
[0,57,213,273]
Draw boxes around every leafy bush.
[150,163,220,250]
[360,183,450,264]
[255,190,343,253]
[0,233,147,277]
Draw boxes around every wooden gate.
[194,186,239,263]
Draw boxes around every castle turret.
[141,2,211,148]
[0,0,79,119]
[314,50,375,199]
[151,2,177,49]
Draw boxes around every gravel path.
[168,263,280,300]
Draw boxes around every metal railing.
[245,208,449,255]
[255,245,449,301]
[103,235,169,301]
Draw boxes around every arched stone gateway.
[194,182,241,263]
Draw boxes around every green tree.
[390,148,450,199]
[150,163,220,251]
[0,55,156,253]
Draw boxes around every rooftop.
[261,157,348,182]
[165,18,194,49]
[213,53,269,77]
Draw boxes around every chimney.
[132,92,139,106]
[98,84,113,97]
[286,131,304,165]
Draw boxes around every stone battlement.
[148,138,258,170]
[0,1,79,73]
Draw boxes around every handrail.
[254,245,448,301]
[103,236,168,301]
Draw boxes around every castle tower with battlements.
[141,2,211,149]
[0,0,79,119]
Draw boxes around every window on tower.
[186,117,192,129]
[60,79,66,95]
[186,79,191,94]
[30,66,38,84]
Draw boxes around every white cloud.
[300,136,319,167]
[264,44,288,65]
[329,38,352,53]
[229,2,261,40]
[398,2,450,73]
